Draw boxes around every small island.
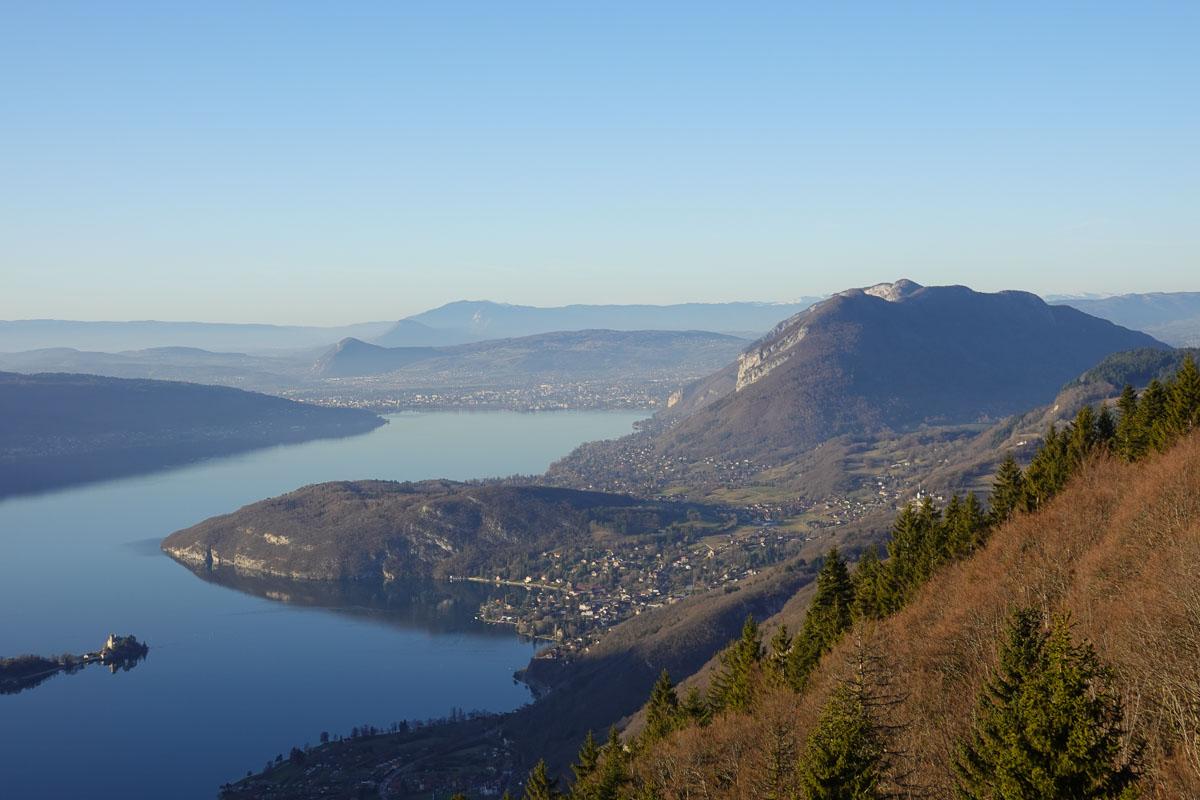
[0,633,149,695]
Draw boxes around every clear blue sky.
[3,1,1197,324]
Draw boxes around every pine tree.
[592,727,627,800]
[766,624,793,684]
[914,496,947,581]
[797,683,885,799]
[709,616,762,713]
[1067,405,1099,468]
[572,730,601,784]
[1096,403,1117,446]
[1023,425,1069,511]
[1168,354,1200,436]
[522,759,561,800]
[954,610,1140,799]
[1115,384,1141,461]
[989,455,1026,523]
[1136,379,1170,453]
[788,549,855,691]
[948,493,988,556]
[851,546,886,620]
[644,669,680,742]
[679,686,710,727]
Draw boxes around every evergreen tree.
[1115,384,1141,461]
[592,727,627,800]
[788,549,856,691]
[1136,379,1169,453]
[679,686,710,727]
[851,546,886,620]
[709,616,762,713]
[914,496,947,581]
[954,610,1140,800]
[1023,426,1068,511]
[989,455,1026,524]
[1096,403,1117,446]
[1067,405,1099,468]
[946,493,988,556]
[766,624,793,684]
[797,683,885,799]
[572,730,601,784]
[644,670,681,742]
[522,760,561,800]
[1168,355,1200,435]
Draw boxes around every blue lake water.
[0,410,643,799]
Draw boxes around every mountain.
[368,318,461,347]
[374,300,819,346]
[313,329,749,383]
[0,319,394,354]
[0,372,383,498]
[162,480,720,582]
[0,346,309,392]
[657,280,1164,464]
[310,338,438,378]
[1051,291,1200,346]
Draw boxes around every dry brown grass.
[634,433,1200,799]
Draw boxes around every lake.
[0,410,644,799]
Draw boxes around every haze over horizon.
[4,2,1198,325]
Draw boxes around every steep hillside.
[0,372,383,498]
[163,480,719,581]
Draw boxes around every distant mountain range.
[312,329,750,384]
[0,346,309,392]
[0,300,817,355]
[1049,292,1200,346]
[374,300,820,347]
[7,292,1196,355]
[0,372,383,498]
[0,319,394,354]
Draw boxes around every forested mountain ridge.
[0,372,383,498]
[163,480,724,582]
